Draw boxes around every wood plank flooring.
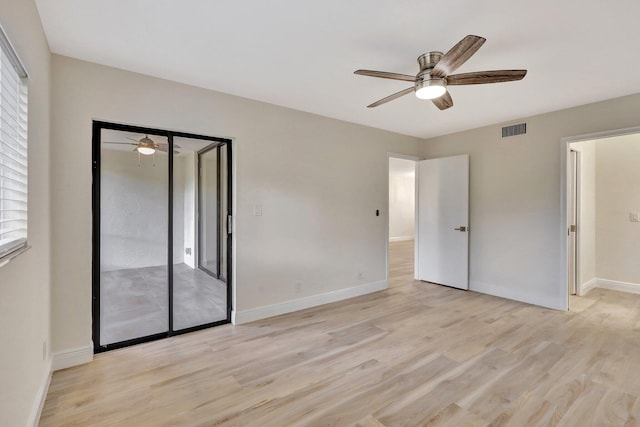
[40,240,640,426]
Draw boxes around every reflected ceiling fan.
[355,35,527,110]
[104,135,180,155]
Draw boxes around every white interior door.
[568,150,579,295]
[416,154,469,289]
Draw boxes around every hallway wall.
[595,133,640,285]
[388,158,415,241]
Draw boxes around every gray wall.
[100,150,186,271]
[421,93,640,309]
[50,55,423,355]
[0,0,52,425]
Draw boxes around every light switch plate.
[254,203,263,216]
[630,212,639,222]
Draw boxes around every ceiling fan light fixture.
[136,135,157,155]
[415,77,446,100]
[137,146,155,155]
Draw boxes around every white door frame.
[386,152,421,284]
[560,125,640,309]
[567,149,580,296]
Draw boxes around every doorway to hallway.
[388,155,417,287]
[565,128,640,309]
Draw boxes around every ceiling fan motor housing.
[417,51,443,72]
[416,51,446,89]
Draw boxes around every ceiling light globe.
[137,146,155,155]
[415,78,446,100]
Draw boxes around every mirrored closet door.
[93,122,232,352]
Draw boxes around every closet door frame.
[196,143,221,279]
[92,120,233,353]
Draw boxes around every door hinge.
[227,214,233,234]
[569,225,577,233]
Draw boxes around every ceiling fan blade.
[431,91,453,110]
[104,141,137,145]
[157,143,182,149]
[126,136,141,142]
[355,70,416,82]
[431,35,486,78]
[156,145,180,154]
[367,87,415,108]
[447,70,528,85]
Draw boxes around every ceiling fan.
[355,35,527,110]
[104,135,180,155]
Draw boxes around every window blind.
[0,25,28,261]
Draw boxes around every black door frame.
[196,143,223,279]
[92,120,233,353]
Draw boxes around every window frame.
[0,24,29,266]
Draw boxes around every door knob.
[454,226,467,232]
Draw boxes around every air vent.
[502,123,527,138]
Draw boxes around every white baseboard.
[592,278,640,295]
[28,358,51,427]
[52,343,93,371]
[579,278,599,295]
[232,280,388,324]
[389,236,414,242]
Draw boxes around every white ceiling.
[35,0,640,139]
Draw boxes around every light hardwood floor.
[41,240,640,426]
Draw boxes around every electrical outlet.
[295,282,302,293]
[254,203,263,216]
[358,272,364,280]
[185,248,191,255]
[631,212,640,222]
